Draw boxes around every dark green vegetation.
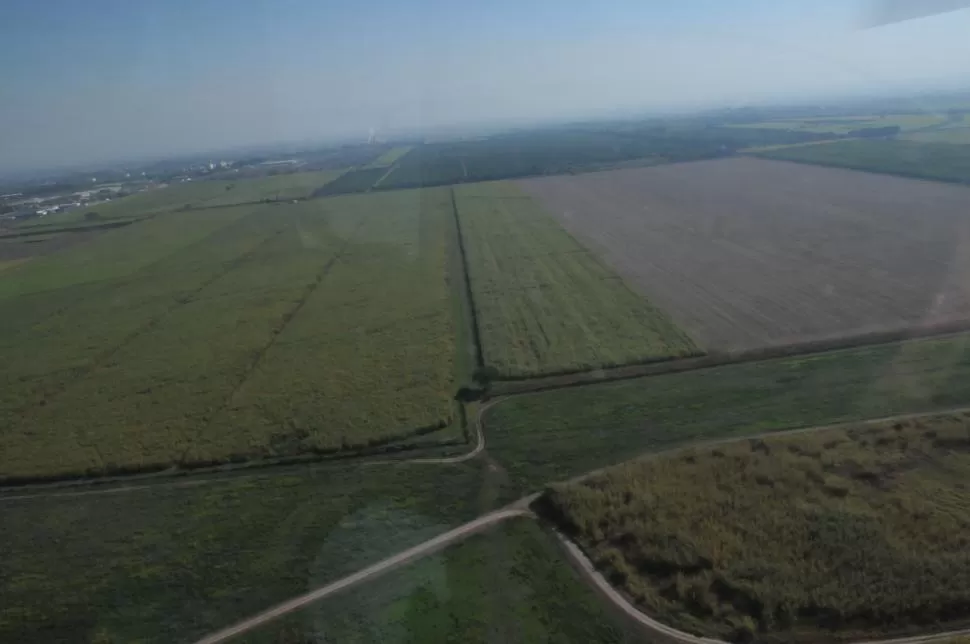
[757,139,970,184]
[0,189,460,481]
[312,167,388,196]
[302,127,830,195]
[242,520,643,644]
[0,463,492,644]
[732,113,945,135]
[454,182,697,378]
[542,413,970,642]
[486,333,970,493]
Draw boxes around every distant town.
[0,159,247,225]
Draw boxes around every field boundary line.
[449,187,486,370]
[362,397,501,466]
[7,384,970,498]
[490,322,970,396]
[370,162,399,190]
[0,398,500,500]
[531,404,970,493]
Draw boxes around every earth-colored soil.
[518,158,970,350]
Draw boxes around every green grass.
[367,146,413,168]
[0,462,493,644]
[455,182,698,378]
[732,114,945,134]
[240,519,644,644]
[542,413,970,642]
[485,333,970,494]
[756,139,970,184]
[0,189,462,481]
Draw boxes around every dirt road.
[193,501,536,644]
[191,405,970,644]
[556,529,970,644]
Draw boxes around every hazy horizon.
[3,0,970,175]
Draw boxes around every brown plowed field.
[518,157,970,350]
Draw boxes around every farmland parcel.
[519,157,970,351]
[454,182,697,377]
[486,332,970,493]
[0,189,460,481]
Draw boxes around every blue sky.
[2,0,969,172]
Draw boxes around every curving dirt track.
[188,403,970,644]
[555,529,970,644]
[192,502,537,644]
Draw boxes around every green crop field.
[902,117,970,144]
[455,182,698,378]
[0,462,490,644]
[312,167,387,196]
[241,520,644,644]
[0,189,461,481]
[542,413,970,642]
[367,146,413,168]
[756,139,970,183]
[485,333,970,494]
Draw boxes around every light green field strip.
[730,113,946,134]
[455,181,698,378]
[367,146,413,168]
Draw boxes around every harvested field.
[519,157,970,351]
[455,182,698,377]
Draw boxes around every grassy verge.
[486,332,970,494]
[540,413,970,642]
[0,461,496,644]
[239,520,646,644]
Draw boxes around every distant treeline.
[846,125,901,138]
[312,126,836,196]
